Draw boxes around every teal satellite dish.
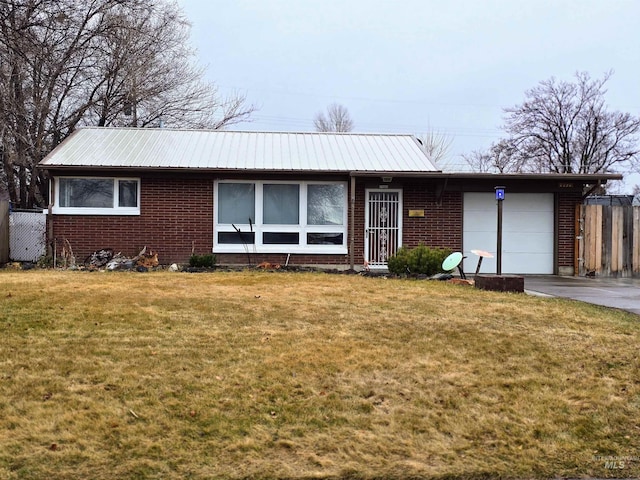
[442,252,463,272]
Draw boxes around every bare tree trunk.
[0,0,255,208]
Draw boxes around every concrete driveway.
[524,275,640,316]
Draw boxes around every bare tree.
[503,71,640,174]
[463,72,640,179]
[462,150,491,173]
[313,103,354,132]
[417,129,453,168]
[0,0,255,208]
[463,139,521,173]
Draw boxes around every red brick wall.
[215,253,349,266]
[49,174,573,271]
[557,191,581,269]
[402,184,463,251]
[50,176,214,264]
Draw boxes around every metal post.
[496,199,503,275]
[495,186,505,275]
[349,175,355,270]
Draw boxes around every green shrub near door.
[387,245,452,276]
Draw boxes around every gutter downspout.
[47,177,54,262]
[349,174,355,270]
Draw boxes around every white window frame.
[52,176,141,215]
[214,179,348,254]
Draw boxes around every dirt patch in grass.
[0,270,639,479]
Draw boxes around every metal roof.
[39,127,439,173]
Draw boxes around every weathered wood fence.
[0,201,9,263]
[577,204,639,277]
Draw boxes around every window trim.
[214,179,348,254]
[52,176,141,215]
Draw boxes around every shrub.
[387,245,452,276]
[387,247,411,275]
[37,254,55,269]
[189,253,217,268]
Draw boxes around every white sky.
[177,0,640,189]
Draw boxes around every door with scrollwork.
[365,189,402,268]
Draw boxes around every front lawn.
[0,270,638,479]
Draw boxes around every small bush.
[387,247,411,275]
[37,255,55,269]
[387,245,452,276]
[189,253,217,268]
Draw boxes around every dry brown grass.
[0,269,639,479]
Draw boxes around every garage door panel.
[502,192,553,212]
[463,255,496,274]
[504,232,553,253]
[463,193,554,274]
[464,193,494,210]
[504,212,553,234]
[464,215,496,232]
[463,256,552,275]
[504,253,554,275]
[465,232,497,253]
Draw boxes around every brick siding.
[49,174,578,270]
[50,176,213,264]
[402,183,463,251]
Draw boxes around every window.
[263,184,299,224]
[307,184,344,225]
[54,177,140,215]
[215,180,347,254]
[217,183,254,224]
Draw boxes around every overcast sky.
[177,0,640,189]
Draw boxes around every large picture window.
[215,180,347,254]
[53,177,140,215]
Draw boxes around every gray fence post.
[0,201,8,263]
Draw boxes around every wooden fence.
[0,201,8,263]
[577,204,639,277]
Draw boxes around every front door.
[365,189,402,268]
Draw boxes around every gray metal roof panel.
[39,127,438,173]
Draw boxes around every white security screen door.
[365,189,402,268]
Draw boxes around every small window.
[118,180,138,208]
[307,232,344,245]
[263,232,299,244]
[54,177,140,215]
[218,231,255,244]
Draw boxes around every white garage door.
[463,193,554,274]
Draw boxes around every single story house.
[39,127,621,274]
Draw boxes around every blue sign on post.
[494,186,505,275]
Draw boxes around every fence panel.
[9,211,47,262]
[0,201,8,263]
[580,204,639,277]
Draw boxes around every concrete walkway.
[524,275,640,316]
